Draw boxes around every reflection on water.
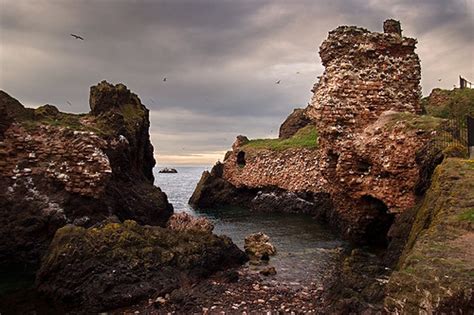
[155,166,346,285]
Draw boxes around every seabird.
[163,77,167,82]
[275,80,281,84]
[438,79,442,82]
[66,101,72,106]
[70,34,84,40]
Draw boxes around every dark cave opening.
[236,151,246,167]
[360,195,395,247]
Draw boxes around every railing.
[433,115,474,158]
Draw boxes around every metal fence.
[433,116,474,158]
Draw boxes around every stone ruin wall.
[223,148,323,193]
[0,123,113,199]
[307,19,422,147]
[221,20,430,239]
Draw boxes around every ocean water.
[154,166,345,285]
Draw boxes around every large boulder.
[36,220,248,313]
[278,108,311,139]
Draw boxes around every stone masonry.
[217,20,434,242]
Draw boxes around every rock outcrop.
[278,108,311,139]
[0,81,172,268]
[36,220,247,313]
[244,232,276,261]
[384,158,474,313]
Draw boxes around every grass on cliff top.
[242,125,318,151]
[423,88,474,120]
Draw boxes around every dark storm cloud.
[1,0,472,164]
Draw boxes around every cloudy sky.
[1,0,473,165]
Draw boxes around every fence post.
[468,116,474,159]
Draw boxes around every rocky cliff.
[0,81,173,268]
[385,158,474,313]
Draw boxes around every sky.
[1,0,473,166]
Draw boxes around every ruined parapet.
[308,20,422,147]
[383,19,402,36]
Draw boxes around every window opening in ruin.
[236,151,246,167]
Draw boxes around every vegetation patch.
[457,208,474,222]
[242,125,318,151]
[385,112,444,131]
[423,88,474,120]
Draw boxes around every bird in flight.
[163,77,167,82]
[438,78,442,82]
[70,34,84,40]
[66,101,72,106]
[275,80,281,84]
[296,71,300,74]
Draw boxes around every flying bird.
[163,77,167,82]
[66,101,72,106]
[296,71,300,74]
[275,80,281,84]
[70,34,84,40]
[438,78,442,82]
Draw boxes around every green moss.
[386,158,474,312]
[457,209,474,222]
[386,112,444,131]
[423,88,474,120]
[242,125,318,151]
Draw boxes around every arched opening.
[236,151,246,167]
[360,195,394,247]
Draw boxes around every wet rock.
[244,232,276,261]
[167,212,214,233]
[259,266,277,276]
[278,108,311,139]
[189,162,257,209]
[36,220,248,313]
[159,167,177,173]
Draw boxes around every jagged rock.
[250,190,332,216]
[244,232,276,261]
[0,82,173,268]
[189,162,256,209]
[167,212,214,233]
[232,135,249,150]
[278,108,311,139]
[36,220,248,312]
[159,167,178,173]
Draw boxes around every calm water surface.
[155,166,346,285]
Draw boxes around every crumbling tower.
[308,19,422,148]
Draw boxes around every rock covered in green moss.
[36,220,248,312]
[384,158,474,314]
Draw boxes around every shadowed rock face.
[0,82,172,268]
[36,220,248,313]
[278,108,311,139]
